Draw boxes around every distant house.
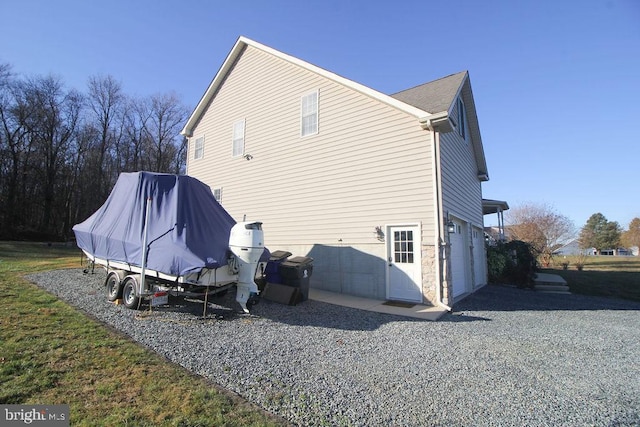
[555,241,639,257]
[181,37,495,308]
[600,248,634,256]
[555,240,585,256]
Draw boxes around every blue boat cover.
[73,172,237,277]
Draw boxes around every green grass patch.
[544,256,640,302]
[0,242,287,426]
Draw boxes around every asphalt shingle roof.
[390,71,467,114]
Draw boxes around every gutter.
[420,111,453,133]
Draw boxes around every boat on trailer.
[73,172,266,312]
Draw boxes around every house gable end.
[182,36,434,138]
[392,71,488,181]
[456,76,489,181]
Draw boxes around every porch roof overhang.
[482,199,509,215]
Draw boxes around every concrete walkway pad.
[534,272,571,294]
[535,272,568,284]
[309,288,447,321]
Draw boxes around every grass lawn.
[543,255,640,302]
[0,242,287,426]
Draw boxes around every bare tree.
[86,75,125,199]
[0,63,30,232]
[121,95,151,172]
[174,135,188,174]
[506,203,575,267]
[144,92,189,173]
[0,64,190,240]
[60,122,95,236]
[22,75,83,234]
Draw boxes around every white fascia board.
[241,37,431,118]
[181,37,247,137]
[182,36,433,136]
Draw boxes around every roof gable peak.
[392,71,468,96]
[181,36,433,137]
[390,71,468,115]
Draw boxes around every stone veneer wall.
[423,242,454,307]
[421,244,437,305]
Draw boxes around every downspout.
[425,120,452,312]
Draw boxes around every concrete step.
[534,273,570,295]
[535,289,572,295]
[534,273,568,286]
[535,281,567,287]
[534,284,570,291]
[534,284,571,294]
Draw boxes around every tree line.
[0,64,190,241]
[505,203,640,262]
[578,213,640,254]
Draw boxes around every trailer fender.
[107,269,127,282]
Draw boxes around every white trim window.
[232,119,245,157]
[213,188,222,202]
[300,90,318,137]
[194,136,204,160]
[457,97,466,140]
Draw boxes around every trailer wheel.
[122,276,141,309]
[105,272,122,302]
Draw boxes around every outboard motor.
[228,221,264,313]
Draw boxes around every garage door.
[449,220,468,298]
[472,227,486,287]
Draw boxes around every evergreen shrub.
[487,240,537,288]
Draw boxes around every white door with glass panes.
[386,225,422,302]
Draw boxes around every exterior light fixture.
[374,226,385,242]
[447,220,456,234]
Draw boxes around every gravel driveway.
[29,269,640,426]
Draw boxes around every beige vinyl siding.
[187,45,435,247]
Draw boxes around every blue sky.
[1,0,639,230]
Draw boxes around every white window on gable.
[301,90,318,137]
[457,97,466,140]
[232,119,245,157]
[194,136,204,160]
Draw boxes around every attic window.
[301,90,318,137]
[457,98,466,140]
[194,136,204,160]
